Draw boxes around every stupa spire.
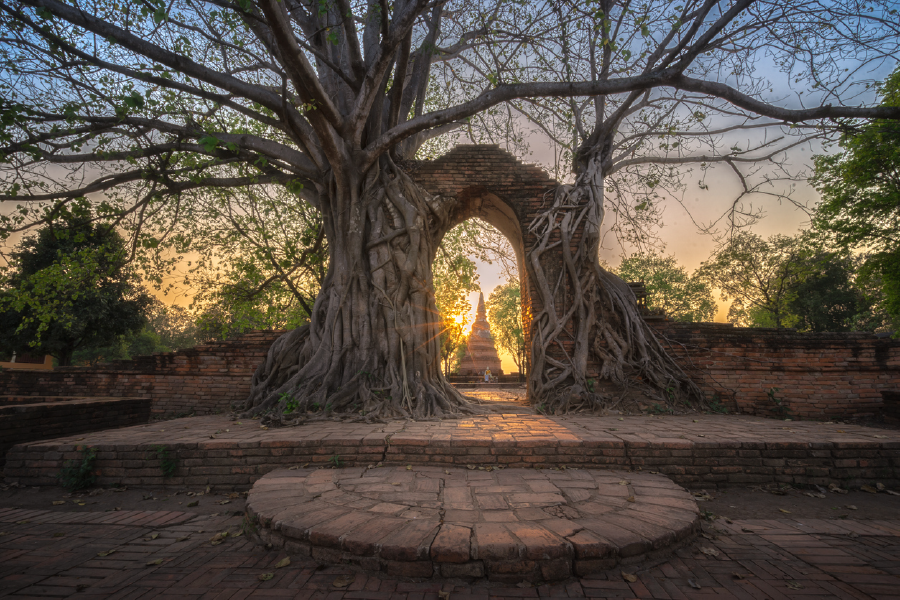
[456,288,502,377]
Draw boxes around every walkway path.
[1,504,898,598]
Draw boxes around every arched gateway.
[411,144,557,386]
[411,144,614,400]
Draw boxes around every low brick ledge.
[247,466,699,583]
[0,396,151,468]
[4,414,899,491]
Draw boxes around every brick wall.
[0,331,283,417]
[4,323,893,422]
[655,322,900,420]
[0,397,151,467]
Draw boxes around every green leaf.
[198,136,219,153]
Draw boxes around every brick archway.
[411,144,567,380]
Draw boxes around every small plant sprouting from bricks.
[586,378,595,393]
[329,455,343,468]
[665,386,678,402]
[706,393,729,415]
[58,446,97,491]
[280,392,299,415]
[153,445,178,477]
[767,388,791,420]
[648,403,673,415]
[700,509,718,522]
[241,514,259,537]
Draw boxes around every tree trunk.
[239,159,480,423]
[527,157,703,414]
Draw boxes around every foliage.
[705,395,729,415]
[648,403,673,415]
[486,280,526,375]
[433,224,481,375]
[0,211,152,365]
[616,253,716,322]
[767,388,792,420]
[281,393,299,415]
[153,445,178,478]
[58,446,97,491]
[71,299,208,365]
[786,253,874,333]
[812,67,900,332]
[181,189,327,340]
[145,300,208,351]
[698,232,815,328]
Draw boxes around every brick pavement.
[5,414,900,491]
[2,504,899,598]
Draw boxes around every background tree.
[0,209,151,365]
[812,66,900,333]
[786,253,875,333]
[72,299,209,365]
[2,0,899,418]
[432,225,481,376]
[162,186,327,339]
[616,253,715,322]
[486,280,526,376]
[699,232,813,328]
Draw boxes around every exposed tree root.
[527,157,705,415]
[238,160,485,423]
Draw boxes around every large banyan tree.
[1,0,899,420]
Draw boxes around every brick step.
[5,414,899,491]
[246,466,699,583]
[0,397,151,468]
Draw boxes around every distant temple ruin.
[456,292,503,377]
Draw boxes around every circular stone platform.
[247,466,699,582]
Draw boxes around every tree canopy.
[699,232,881,331]
[812,66,900,331]
[486,279,525,375]
[0,210,151,365]
[698,232,812,328]
[616,253,715,322]
[786,253,873,333]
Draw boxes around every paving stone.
[247,466,698,583]
[2,504,895,597]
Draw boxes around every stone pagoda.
[457,292,503,377]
